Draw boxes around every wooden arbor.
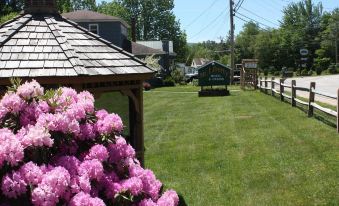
[240,59,258,90]
[0,7,154,166]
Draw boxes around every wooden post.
[337,89,339,133]
[291,80,296,107]
[127,86,144,167]
[308,82,316,117]
[264,77,268,94]
[280,79,285,101]
[259,77,262,92]
[240,68,244,89]
[271,77,275,96]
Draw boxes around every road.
[283,75,339,106]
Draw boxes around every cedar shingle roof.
[132,42,165,56]
[0,14,154,78]
[62,10,130,28]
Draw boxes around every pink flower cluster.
[0,80,179,206]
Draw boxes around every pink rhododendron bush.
[0,80,179,206]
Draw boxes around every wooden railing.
[258,77,339,133]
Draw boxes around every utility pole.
[336,23,338,65]
[229,0,235,84]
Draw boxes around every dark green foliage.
[163,76,175,86]
[235,1,337,75]
[273,71,281,76]
[301,68,309,76]
[263,69,269,76]
[327,64,338,74]
[315,67,323,75]
[171,69,184,84]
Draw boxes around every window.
[89,24,99,35]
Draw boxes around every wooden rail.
[258,77,339,133]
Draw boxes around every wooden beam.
[280,79,285,101]
[337,89,339,133]
[308,82,316,117]
[271,77,275,96]
[291,80,296,107]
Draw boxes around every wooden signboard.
[198,62,230,86]
[198,61,230,96]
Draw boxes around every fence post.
[337,89,339,133]
[308,82,316,117]
[271,77,275,96]
[259,77,262,92]
[264,77,268,94]
[280,79,285,101]
[291,80,296,107]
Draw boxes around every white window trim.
[89,24,99,35]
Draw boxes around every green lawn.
[97,86,339,206]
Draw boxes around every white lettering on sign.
[244,63,257,68]
[209,74,225,81]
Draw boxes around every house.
[136,41,176,74]
[62,10,129,49]
[191,58,210,68]
[62,10,176,75]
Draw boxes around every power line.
[234,0,245,12]
[239,6,280,27]
[190,9,228,40]
[236,12,273,28]
[184,0,221,29]
[213,13,229,40]
[234,15,270,32]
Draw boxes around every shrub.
[301,69,309,76]
[328,64,338,74]
[308,70,314,76]
[171,69,184,84]
[273,71,281,76]
[315,67,322,75]
[143,82,151,91]
[263,69,269,76]
[296,68,302,76]
[163,76,176,87]
[0,79,179,206]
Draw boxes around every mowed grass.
[95,86,339,205]
[143,86,338,206]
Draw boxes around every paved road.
[283,75,339,106]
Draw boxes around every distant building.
[62,10,129,48]
[136,41,176,74]
[191,58,210,68]
[62,10,175,75]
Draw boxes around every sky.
[97,0,339,43]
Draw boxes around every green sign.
[198,62,230,86]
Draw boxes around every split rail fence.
[258,77,339,133]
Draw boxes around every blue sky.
[98,0,338,43]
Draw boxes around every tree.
[114,0,188,63]
[280,0,323,69]
[235,22,260,63]
[97,1,130,23]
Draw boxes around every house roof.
[62,10,130,28]
[0,13,154,78]
[193,58,210,66]
[131,42,166,56]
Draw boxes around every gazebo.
[0,1,155,166]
